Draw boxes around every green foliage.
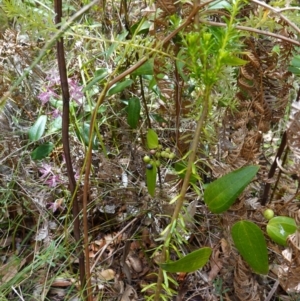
[160,247,212,273]
[31,142,54,160]
[267,216,297,246]
[146,162,157,197]
[127,97,141,128]
[2,0,56,38]
[289,55,300,75]
[147,129,159,149]
[28,115,47,142]
[107,79,133,96]
[204,166,259,213]
[231,221,269,274]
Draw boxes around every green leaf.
[107,79,133,96]
[146,163,157,197]
[147,129,159,149]
[221,55,248,66]
[231,221,269,274]
[288,66,300,75]
[130,19,151,35]
[174,161,198,184]
[290,55,300,68]
[160,247,212,273]
[28,115,47,142]
[77,122,98,150]
[127,97,141,128]
[132,60,153,76]
[84,68,109,91]
[204,165,259,213]
[208,0,232,10]
[31,142,54,160]
[267,216,297,246]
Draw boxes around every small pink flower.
[39,163,53,178]
[45,174,63,187]
[38,88,59,105]
[47,198,65,213]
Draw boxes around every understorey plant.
[139,0,253,299]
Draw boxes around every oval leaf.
[267,216,297,246]
[204,165,259,213]
[28,115,47,142]
[31,142,54,160]
[147,129,158,149]
[231,221,269,274]
[146,164,157,197]
[132,60,153,76]
[107,79,133,96]
[127,97,141,129]
[160,247,212,273]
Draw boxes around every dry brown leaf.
[98,269,116,281]
[208,249,223,282]
[121,284,138,301]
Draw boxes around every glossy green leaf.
[146,164,157,197]
[160,247,212,273]
[132,60,153,76]
[28,115,47,142]
[267,216,297,246]
[231,221,269,274]
[204,165,259,213]
[127,97,141,128]
[31,142,54,160]
[147,129,159,149]
[107,79,133,96]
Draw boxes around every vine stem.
[153,87,211,300]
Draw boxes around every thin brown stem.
[54,0,88,298]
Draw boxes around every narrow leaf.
[31,142,54,160]
[28,115,47,142]
[267,216,297,246]
[204,165,259,213]
[84,68,108,91]
[231,221,269,274]
[127,97,141,128]
[160,247,212,273]
[147,129,159,149]
[107,79,133,96]
[146,164,157,197]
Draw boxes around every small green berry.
[143,155,151,163]
[263,209,274,220]
[155,152,161,158]
[158,144,163,150]
[161,151,167,158]
[168,153,175,159]
[155,160,161,167]
[146,164,153,170]
[165,148,171,153]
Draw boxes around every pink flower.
[68,78,83,104]
[39,163,53,178]
[38,88,59,105]
[45,174,63,187]
[47,198,65,213]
